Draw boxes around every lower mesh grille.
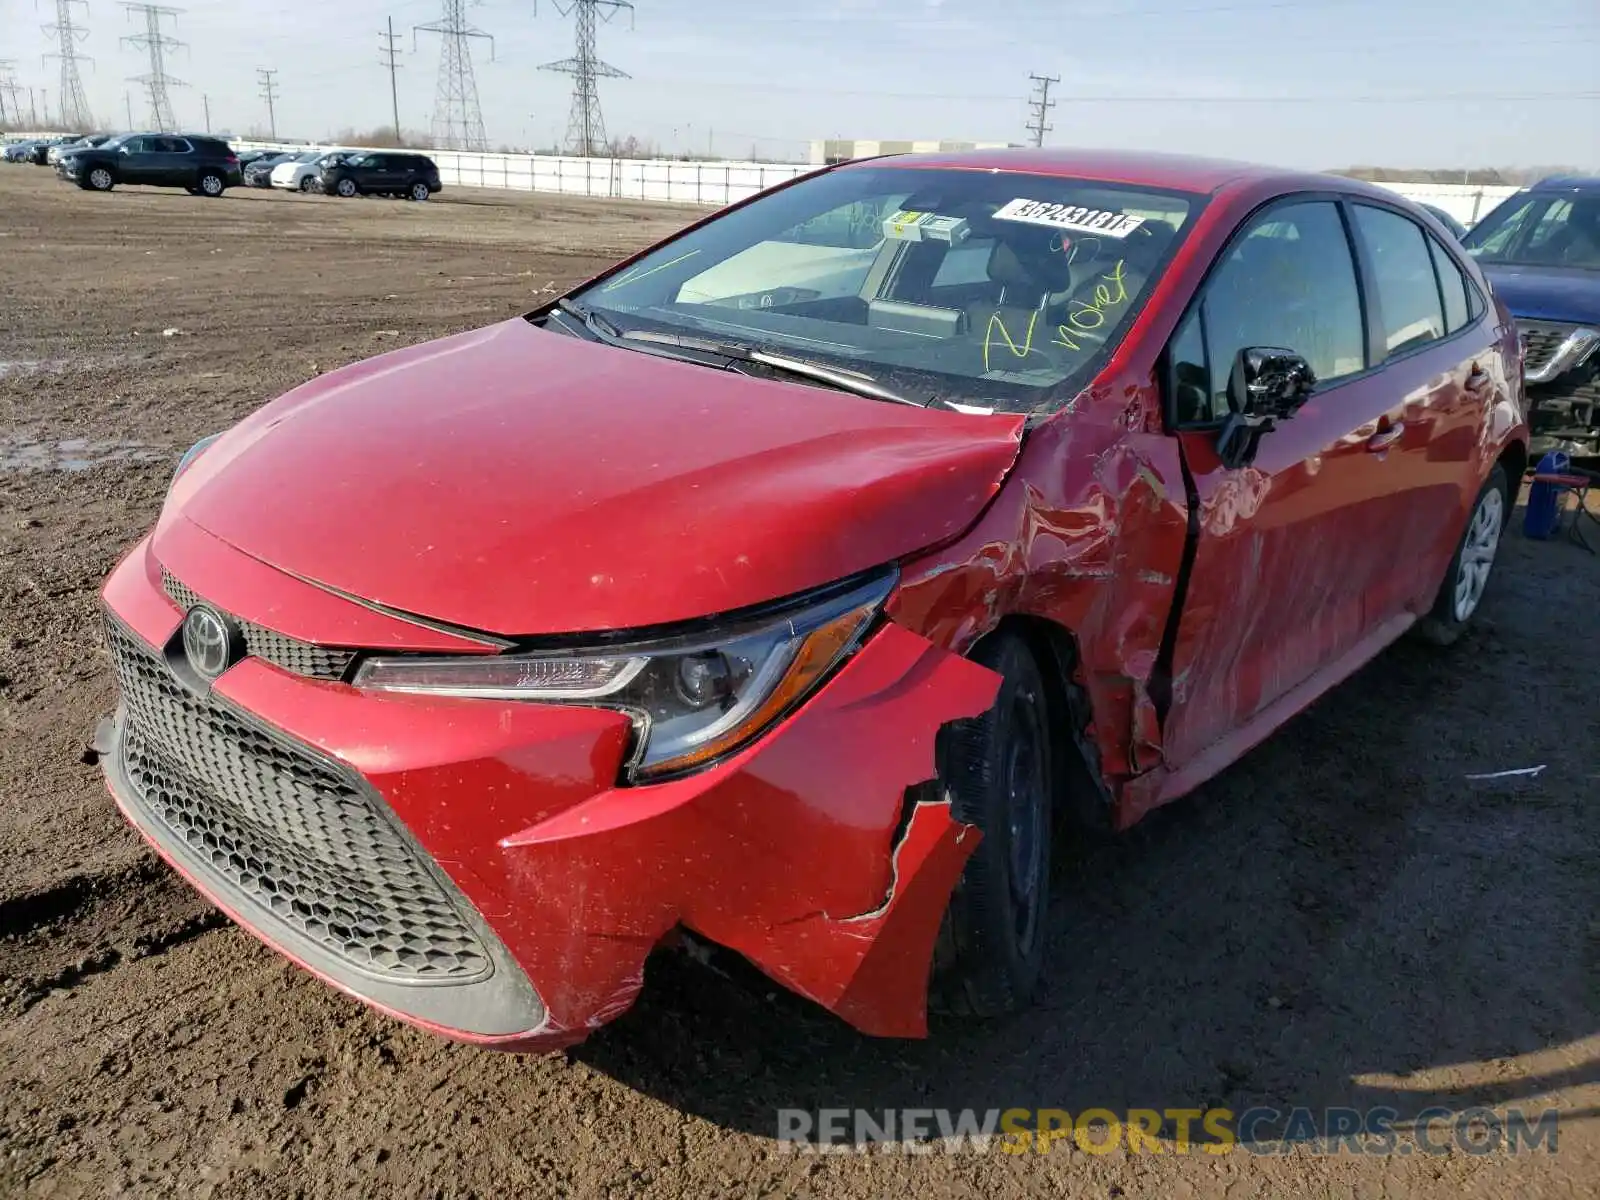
[106,615,492,984]
[1519,319,1574,379]
[161,569,357,681]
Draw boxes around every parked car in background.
[3,140,41,164]
[92,149,1528,1052]
[58,133,242,196]
[243,151,299,188]
[271,150,350,192]
[1419,202,1469,241]
[1462,175,1600,459]
[26,137,76,165]
[316,151,442,201]
[236,148,281,168]
[48,134,112,166]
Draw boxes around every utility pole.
[415,1,491,151]
[379,16,404,140]
[30,88,40,127]
[125,90,134,127]
[537,1,634,159]
[1026,72,1057,147]
[43,0,95,130]
[256,68,278,140]
[122,4,187,132]
[202,92,211,131]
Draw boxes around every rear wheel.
[197,171,225,197]
[1416,464,1510,646]
[86,166,114,192]
[929,631,1055,1018]
[409,181,431,202]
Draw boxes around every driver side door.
[1161,197,1404,770]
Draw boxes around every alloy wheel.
[89,168,112,191]
[1452,487,1504,622]
[1003,686,1047,956]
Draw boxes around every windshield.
[1462,192,1600,270]
[567,166,1199,413]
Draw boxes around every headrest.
[987,236,1074,294]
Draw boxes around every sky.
[2,0,1597,169]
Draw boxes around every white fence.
[14,130,1525,223]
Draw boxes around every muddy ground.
[0,166,1596,1199]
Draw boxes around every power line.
[257,67,279,140]
[415,0,491,151]
[44,0,94,131]
[538,1,634,159]
[121,4,186,132]
[1025,72,1057,147]
[379,16,404,138]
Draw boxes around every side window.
[1191,200,1366,420]
[1169,308,1212,423]
[1464,196,1539,259]
[161,138,192,154]
[124,137,150,154]
[1352,205,1446,355]
[1427,235,1471,334]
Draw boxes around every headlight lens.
[353,571,896,781]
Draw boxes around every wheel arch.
[968,613,1117,832]
[1495,437,1528,502]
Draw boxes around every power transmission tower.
[122,4,186,132]
[257,68,279,140]
[43,0,95,131]
[538,1,634,158]
[0,62,19,127]
[379,17,403,140]
[414,1,491,151]
[1026,72,1057,147]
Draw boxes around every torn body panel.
[890,379,1192,815]
[99,536,1001,1048]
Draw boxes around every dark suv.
[1462,176,1600,459]
[58,133,243,197]
[317,151,442,201]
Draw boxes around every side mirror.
[1216,347,1316,469]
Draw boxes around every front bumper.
[97,527,999,1049]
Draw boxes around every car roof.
[845,146,1383,199]
[1529,174,1600,194]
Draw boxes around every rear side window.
[1427,235,1472,334]
[1173,199,1366,423]
[1351,205,1445,354]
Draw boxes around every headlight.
[170,433,222,490]
[353,570,897,782]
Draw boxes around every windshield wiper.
[617,329,925,408]
[555,297,623,341]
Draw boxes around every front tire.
[86,166,114,192]
[335,178,358,198]
[929,632,1054,1018]
[1416,464,1510,646]
[299,175,317,193]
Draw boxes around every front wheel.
[299,175,317,193]
[1416,464,1510,645]
[197,171,225,197]
[86,166,114,192]
[335,178,358,198]
[929,632,1055,1018]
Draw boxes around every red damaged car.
[93,149,1528,1048]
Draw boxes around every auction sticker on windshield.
[993,199,1146,238]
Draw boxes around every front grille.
[162,570,356,681]
[106,616,493,984]
[1518,319,1583,378]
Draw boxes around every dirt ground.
[1,166,1596,1199]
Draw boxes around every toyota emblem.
[182,605,237,680]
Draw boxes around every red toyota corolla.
[93,149,1528,1049]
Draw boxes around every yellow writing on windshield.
[984,309,1040,373]
[1052,260,1129,349]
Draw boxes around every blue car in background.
[1462,176,1600,461]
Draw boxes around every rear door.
[152,136,191,185]
[1161,197,1404,767]
[1343,202,1500,623]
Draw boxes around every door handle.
[1367,421,1405,452]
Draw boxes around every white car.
[270,149,350,192]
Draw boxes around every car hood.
[1480,263,1600,326]
[165,318,1026,637]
